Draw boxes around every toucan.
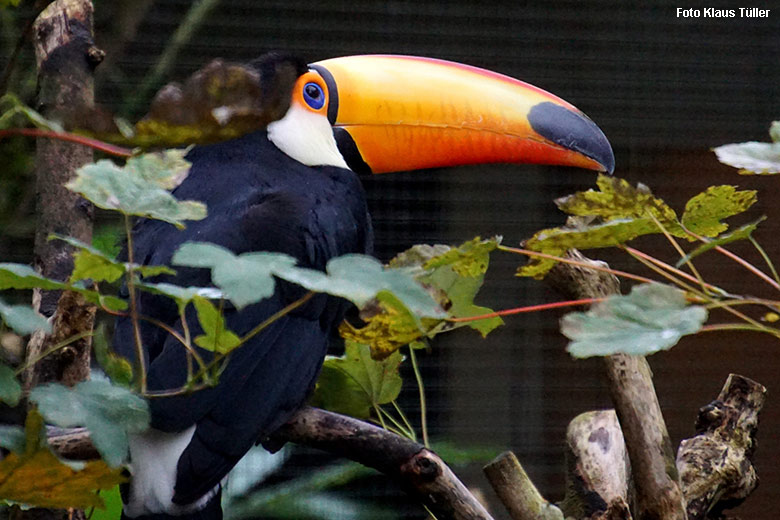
[114,52,614,519]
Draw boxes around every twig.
[499,245,655,285]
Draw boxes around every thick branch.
[677,374,765,519]
[49,407,493,520]
[25,0,100,391]
[547,250,686,520]
[560,410,632,520]
[267,407,494,520]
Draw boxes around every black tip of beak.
[528,102,615,174]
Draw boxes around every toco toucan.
[115,52,614,519]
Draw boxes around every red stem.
[449,297,602,323]
[0,128,133,157]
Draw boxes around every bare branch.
[483,451,563,520]
[547,250,686,520]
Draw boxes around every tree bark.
[483,451,563,520]
[268,406,495,520]
[19,1,100,519]
[24,0,101,392]
[559,410,632,520]
[547,250,686,520]
[677,374,765,519]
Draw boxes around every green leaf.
[66,151,206,228]
[173,243,294,309]
[278,255,444,319]
[561,283,707,358]
[0,425,25,453]
[173,243,444,318]
[311,342,403,419]
[192,296,242,354]
[681,185,758,237]
[0,263,127,312]
[0,0,22,8]
[0,409,125,509]
[713,135,780,174]
[0,297,50,335]
[136,281,222,313]
[676,217,766,267]
[0,363,21,406]
[29,379,150,467]
[92,325,133,387]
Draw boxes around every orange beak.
[310,55,614,175]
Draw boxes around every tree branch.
[45,406,494,520]
[546,250,686,520]
[677,374,765,519]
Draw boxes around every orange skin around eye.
[292,72,329,114]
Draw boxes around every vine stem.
[124,215,147,393]
[14,331,93,376]
[648,212,708,292]
[684,227,780,292]
[165,292,316,396]
[408,345,429,448]
[498,245,655,284]
[749,236,780,286]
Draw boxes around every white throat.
[267,103,349,169]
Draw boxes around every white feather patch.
[124,426,219,517]
[267,102,349,169]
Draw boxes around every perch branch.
[44,406,494,520]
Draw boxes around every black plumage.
[114,129,372,514]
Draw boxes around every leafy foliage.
[29,379,150,467]
[713,121,780,174]
[0,295,50,335]
[0,363,21,406]
[66,150,206,228]
[342,237,503,359]
[92,325,134,387]
[0,262,126,311]
[675,217,765,267]
[192,296,242,354]
[312,341,403,419]
[173,242,444,318]
[0,410,125,509]
[519,175,757,278]
[561,283,707,358]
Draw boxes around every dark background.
[2,1,780,518]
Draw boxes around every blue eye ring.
[303,82,325,110]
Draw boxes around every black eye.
[303,82,325,110]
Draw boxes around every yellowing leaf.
[555,175,681,234]
[681,185,757,237]
[0,410,125,509]
[519,218,660,278]
[423,237,499,276]
[339,300,425,360]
